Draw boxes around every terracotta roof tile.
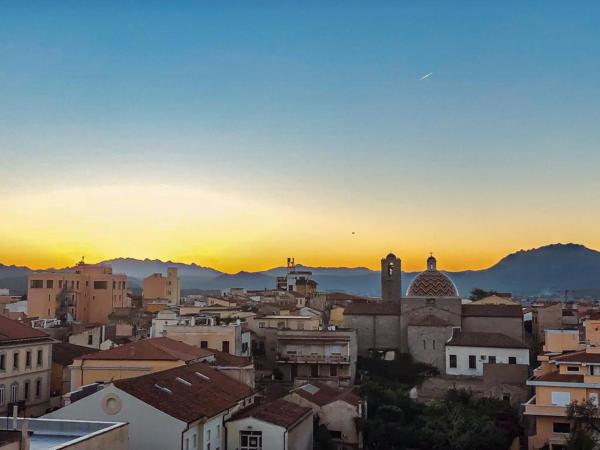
[447,331,527,349]
[291,382,360,407]
[52,342,99,366]
[462,304,523,318]
[0,316,52,343]
[232,398,311,429]
[535,372,584,383]
[552,351,600,364]
[81,337,213,362]
[207,348,252,367]
[114,362,254,422]
[344,301,402,316]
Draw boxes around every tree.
[566,400,600,449]
[469,288,498,301]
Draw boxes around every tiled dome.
[406,255,459,297]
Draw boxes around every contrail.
[419,72,433,80]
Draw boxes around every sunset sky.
[2,2,600,273]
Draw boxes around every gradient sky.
[2,2,600,273]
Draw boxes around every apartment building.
[276,329,357,386]
[143,268,181,305]
[0,316,54,416]
[27,261,129,324]
[164,321,251,357]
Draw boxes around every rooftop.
[447,331,528,349]
[0,418,126,450]
[291,382,360,407]
[52,342,99,366]
[0,316,53,345]
[461,304,523,318]
[552,351,600,364]
[407,314,452,327]
[343,301,402,316]
[114,362,253,423]
[80,337,213,362]
[231,398,311,429]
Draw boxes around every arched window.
[388,262,394,277]
[0,384,4,405]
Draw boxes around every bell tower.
[381,253,402,301]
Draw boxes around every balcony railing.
[523,395,568,417]
[276,353,350,364]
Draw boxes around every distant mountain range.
[2,243,600,298]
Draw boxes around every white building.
[226,398,312,450]
[46,362,255,450]
[445,330,530,377]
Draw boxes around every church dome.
[406,255,459,297]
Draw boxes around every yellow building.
[68,337,213,391]
[525,329,600,449]
[27,261,128,324]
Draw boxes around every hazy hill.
[2,243,600,297]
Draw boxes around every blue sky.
[1,2,600,271]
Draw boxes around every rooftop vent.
[175,377,192,387]
[154,383,172,394]
[195,372,210,381]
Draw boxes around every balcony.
[276,353,350,364]
[523,396,568,417]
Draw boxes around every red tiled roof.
[208,348,252,367]
[407,314,452,327]
[535,372,584,383]
[232,398,311,429]
[462,304,523,318]
[344,301,402,316]
[52,342,99,366]
[81,337,213,362]
[325,292,368,302]
[552,351,600,364]
[114,362,254,423]
[291,382,360,407]
[0,316,52,343]
[447,331,527,349]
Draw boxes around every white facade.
[226,415,312,450]
[46,384,226,450]
[445,345,530,376]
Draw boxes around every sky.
[1,1,600,273]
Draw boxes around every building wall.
[27,264,128,323]
[0,341,52,416]
[585,319,600,345]
[69,359,184,391]
[320,400,359,446]
[165,324,242,355]
[62,424,129,450]
[46,384,186,450]
[227,418,287,450]
[343,314,401,357]
[461,316,523,343]
[544,329,581,353]
[445,345,529,376]
[69,327,104,349]
[407,325,453,372]
[532,304,563,343]
[288,412,313,450]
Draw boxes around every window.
[567,365,579,372]
[35,379,41,398]
[192,433,197,448]
[88,335,93,346]
[185,438,189,450]
[423,339,427,350]
[46,280,53,288]
[200,341,208,349]
[25,351,31,368]
[242,342,249,354]
[208,430,211,440]
[13,352,19,370]
[258,322,265,328]
[37,350,43,366]
[590,393,599,406]
[76,281,80,289]
[553,422,571,434]
[222,341,230,353]
[551,391,571,406]
[93,281,107,290]
[59,280,63,288]
[297,322,304,330]
[502,393,510,403]
[240,430,262,450]
[330,365,338,377]
[0,354,5,371]
[468,355,476,369]
[508,357,517,365]
[11,383,18,403]
[30,280,43,288]
[449,354,457,368]
[0,385,4,405]
[24,381,29,400]
[432,340,436,350]
[488,356,496,364]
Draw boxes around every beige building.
[27,261,129,324]
[143,268,181,304]
[164,321,251,356]
[276,329,357,386]
[0,316,55,417]
[68,337,214,391]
